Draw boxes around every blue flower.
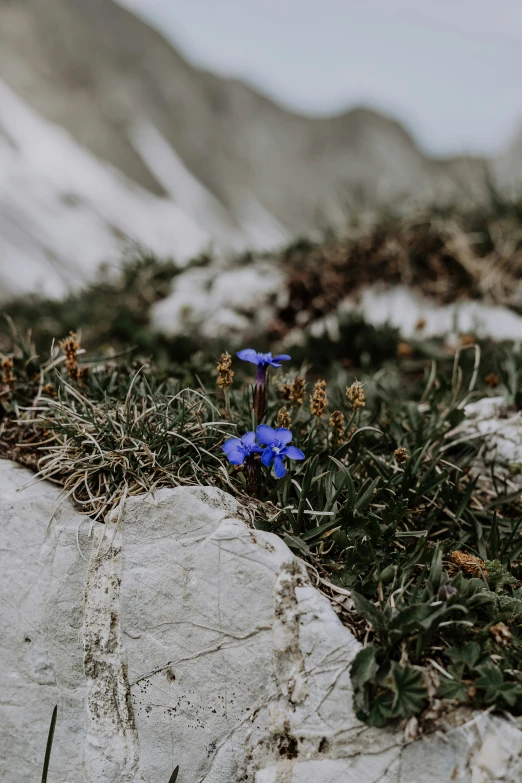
[256,425,305,479]
[237,349,291,419]
[236,349,291,369]
[222,431,261,466]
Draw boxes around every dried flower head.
[346,380,365,410]
[485,373,500,388]
[310,379,327,417]
[394,446,408,465]
[415,318,426,331]
[450,551,488,578]
[280,376,307,407]
[42,383,56,398]
[489,622,511,646]
[1,357,15,386]
[276,406,291,429]
[397,342,414,359]
[77,366,89,384]
[329,410,345,439]
[60,332,80,380]
[216,352,234,389]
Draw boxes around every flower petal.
[241,431,257,447]
[256,424,276,445]
[273,455,287,478]
[284,446,305,461]
[237,349,259,364]
[273,354,291,362]
[227,449,246,465]
[222,438,242,453]
[274,428,293,445]
[261,447,274,467]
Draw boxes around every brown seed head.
[489,621,511,646]
[346,380,365,410]
[1,357,15,385]
[415,318,426,331]
[216,352,234,389]
[60,332,80,380]
[275,406,291,429]
[281,376,307,407]
[394,446,408,465]
[310,379,327,417]
[329,409,345,435]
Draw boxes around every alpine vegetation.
[3,272,522,734]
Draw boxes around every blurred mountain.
[0,0,513,300]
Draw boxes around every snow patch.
[151,262,287,338]
[0,82,217,300]
[342,285,522,342]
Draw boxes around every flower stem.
[224,388,231,420]
[245,455,259,497]
[254,364,268,421]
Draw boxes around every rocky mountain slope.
[0,0,514,300]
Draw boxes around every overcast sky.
[118,0,522,157]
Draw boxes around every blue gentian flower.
[256,425,305,479]
[222,431,261,466]
[236,350,291,369]
[237,349,291,419]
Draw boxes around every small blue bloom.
[222,431,261,466]
[256,425,305,479]
[237,349,291,369]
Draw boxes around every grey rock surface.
[0,460,91,782]
[2,458,522,782]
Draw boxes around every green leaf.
[365,691,395,727]
[282,535,310,556]
[487,511,499,560]
[448,642,481,669]
[427,546,443,592]
[301,518,340,542]
[351,591,386,635]
[386,662,427,718]
[438,677,469,702]
[350,645,379,690]
[355,477,380,513]
[329,456,356,507]
[474,665,522,707]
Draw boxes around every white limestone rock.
[0,460,92,782]
[2,458,522,782]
